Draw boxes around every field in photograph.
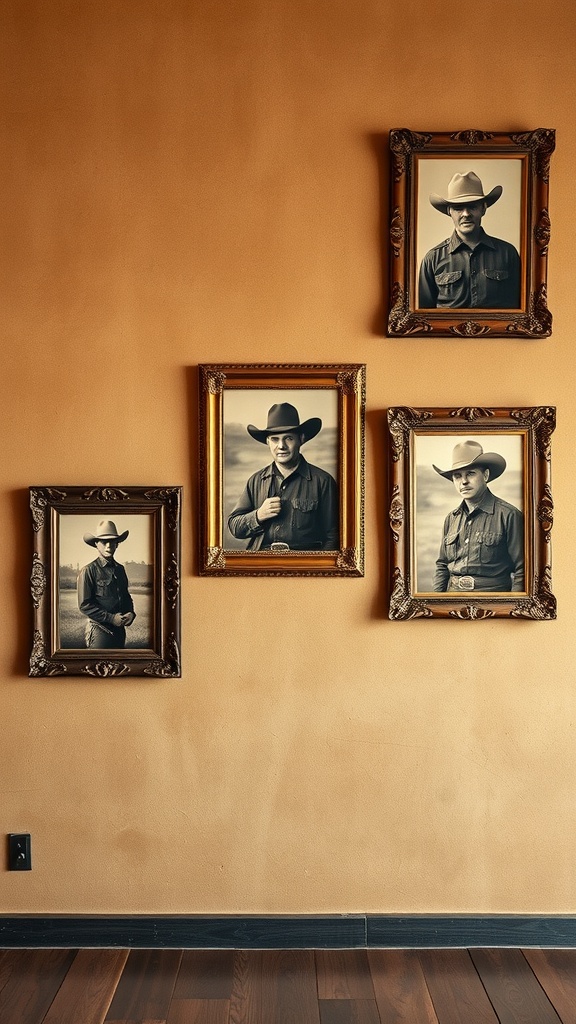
[59,588,153,649]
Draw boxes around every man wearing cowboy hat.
[432,440,524,593]
[228,402,338,551]
[77,520,136,647]
[418,171,521,309]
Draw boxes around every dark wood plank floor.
[0,946,574,1023]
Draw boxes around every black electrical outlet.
[8,833,31,870]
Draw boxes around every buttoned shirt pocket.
[94,570,121,612]
[484,269,509,282]
[477,528,504,567]
[289,496,318,540]
[434,269,462,302]
[483,267,510,304]
[444,528,460,558]
[292,496,318,517]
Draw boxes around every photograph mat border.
[411,428,530,598]
[414,153,527,296]
[54,508,157,652]
[223,387,340,550]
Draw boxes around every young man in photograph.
[227,402,339,551]
[77,520,135,648]
[432,440,524,593]
[418,171,521,309]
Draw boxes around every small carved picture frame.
[29,486,182,677]
[388,129,555,338]
[387,407,556,620]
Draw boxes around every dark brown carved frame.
[388,129,555,338]
[198,364,365,577]
[387,407,556,620]
[29,486,182,677]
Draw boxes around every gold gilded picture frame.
[29,486,182,677]
[199,364,365,576]
[387,406,556,620]
[388,128,555,339]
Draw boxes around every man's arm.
[117,564,135,624]
[506,243,521,308]
[319,474,339,550]
[77,565,115,625]
[432,516,451,592]
[506,506,525,591]
[418,253,439,308]
[227,479,266,540]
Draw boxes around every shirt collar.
[447,228,496,254]
[96,555,116,568]
[452,487,496,516]
[260,455,311,481]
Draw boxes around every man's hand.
[112,612,135,627]
[257,497,282,522]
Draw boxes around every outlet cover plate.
[8,833,31,870]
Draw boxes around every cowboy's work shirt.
[433,489,524,592]
[228,456,339,550]
[418,229,521,308]
[77,556,135,647]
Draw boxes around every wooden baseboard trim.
[366,915,576,948]
[1,915,576,949]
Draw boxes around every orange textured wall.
[1,0,575,913]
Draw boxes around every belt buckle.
[271,542,290,552]
[458,575,475,591]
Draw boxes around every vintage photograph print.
[30,486,181,677]
[199,364,365,576]
[388,407,556,620]
[388,129,555,338]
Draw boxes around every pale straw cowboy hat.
[430,171,503,216]
[83,519,129,547]
[247,402,322,444]
[433,440,506,481]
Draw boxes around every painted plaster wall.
[1,0,575,913]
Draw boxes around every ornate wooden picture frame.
[29,486,182,677]
[199,364,365,576]
[388,129,555,338]
[387,407,556,620]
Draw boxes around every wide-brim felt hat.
[247,402,322,444]
[83,519,129,546]
[433,440,506,481]
[430,171,503,215]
